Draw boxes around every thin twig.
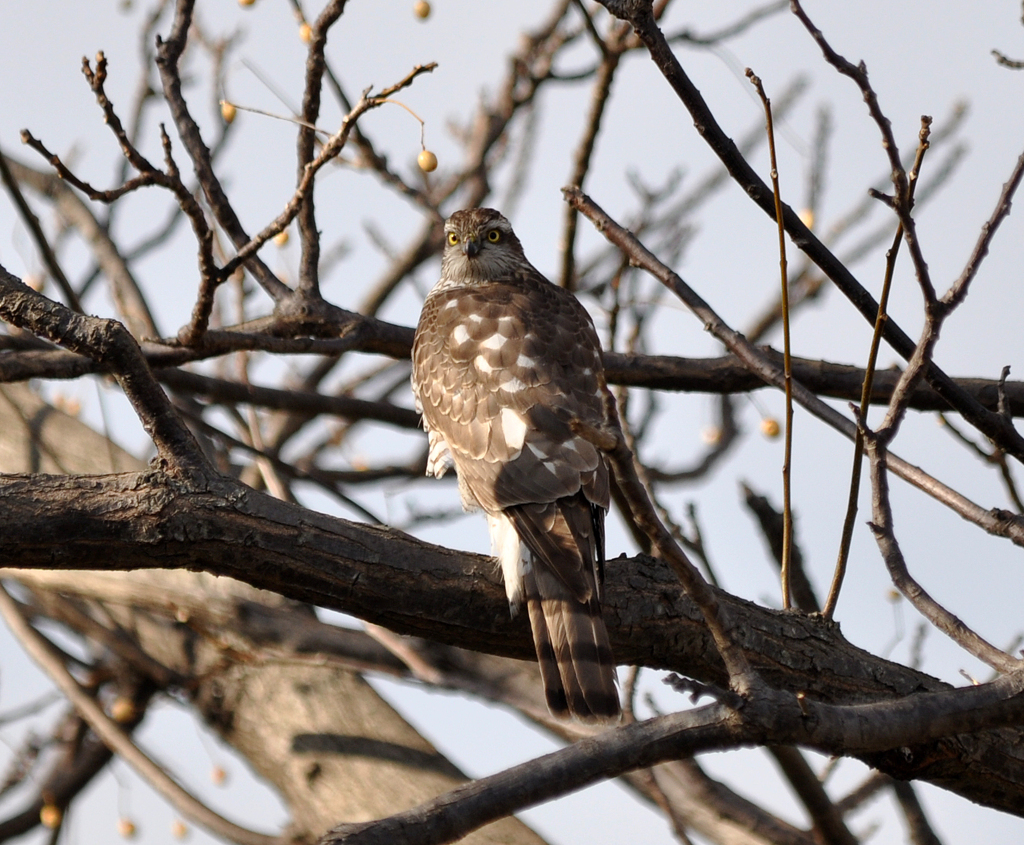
[941,146,1024,313]
[571,411,760,692]
[0,148,83,313]
[746,69,795,611]
[156,0,291,302]
[789,1,934,306]
[564,188,1024,549]
[767,746,858,845]
[216,64,438,288]
[890,781,945,845]
[560,13,630,289]
[864,430,1022,674]
[594,0,1024,461]
[823,117,931,620]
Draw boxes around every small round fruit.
[700,426,722,446]
[274,229,290,247]
[417,150,437,173]
[299,22,312,43]
[110,697,136,723]
[171,820,189,840]
[117,818,138,839]
[413,1,431,18]
[40,805,63,829]
[220,101,237,124]
[238,0,256,6]
[211,765,228,785]
[760,417,781,439]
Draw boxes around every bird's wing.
[412,272,610,507]
[412,271,610,600]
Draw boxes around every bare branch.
[0,583,280,845]
[593,0,1024,461]
[0,265,210,479]
[563,188,1024,548]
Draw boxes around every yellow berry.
[171,820,189,840]
[40,805,63,829]
[413,0,431,18]
[798,208,814,230]
[274,229,290,247]
[117,818,138,839]
[220,101,237,124]
[238,0,256,6]
[211,765,228,785]
[700,426,722,446]
[417,149,437,173]
[110,697,136,723]
[760,417,781,439]
[299,22,312,42]
[52,394,81,417]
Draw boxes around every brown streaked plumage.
[411,208,620,721]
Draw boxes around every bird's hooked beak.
[462,236,481,258]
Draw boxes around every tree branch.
[322,670,1024,844]
[593,0,1024,462]
[1,471,1024,812]
[0,582,279,845]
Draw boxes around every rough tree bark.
[0,382,1022,817]
[0,382,545,844]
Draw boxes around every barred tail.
[524,566,620,721]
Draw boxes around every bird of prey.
[411,207,619,720]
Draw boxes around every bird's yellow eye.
[486,229,501,243]
[447,232,459,246]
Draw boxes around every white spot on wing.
[499,408,528,454]
[502,376,527,393]
[480,334,505,351]
[452,324,470,345]
[516,354,536,369]
[474,355,494,374]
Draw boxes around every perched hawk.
[411,207,620,721]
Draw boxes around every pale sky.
[1,2,1023,843]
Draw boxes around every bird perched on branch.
[411,207,620,720]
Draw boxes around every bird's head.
[440,208,527,284]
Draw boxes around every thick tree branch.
[3,326,1024,419]
[0,266,210,479]
[323,671,1024,844]
[1,471,1024,812]
[0,582,279,845]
